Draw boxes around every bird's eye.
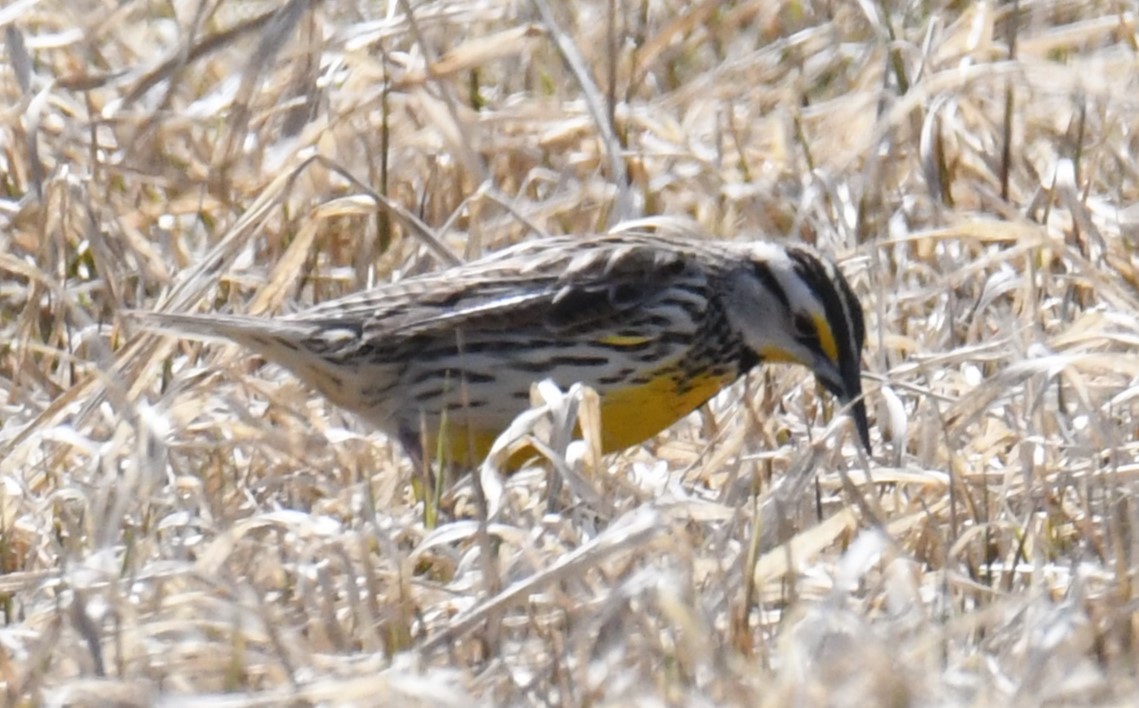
[793,314,819,344]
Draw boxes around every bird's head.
[724,243,871,452]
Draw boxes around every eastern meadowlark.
[133,231,870,466]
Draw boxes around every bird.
[130,231,871,468]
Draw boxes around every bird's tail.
[126,308,394,421]
[124,310,317,351]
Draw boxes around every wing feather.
[262,233,722,358]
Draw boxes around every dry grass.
[3,0,1139,705]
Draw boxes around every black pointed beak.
[842,390,871,454]
[816,360,871,453]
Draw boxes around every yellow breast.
[596,368,736,452]
[424,367,737,468]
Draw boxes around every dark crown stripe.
[785,246,862,366]
[750,261,790,311]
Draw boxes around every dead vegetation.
[3,0,1139,705]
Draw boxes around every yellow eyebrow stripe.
[813,313,840,364]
